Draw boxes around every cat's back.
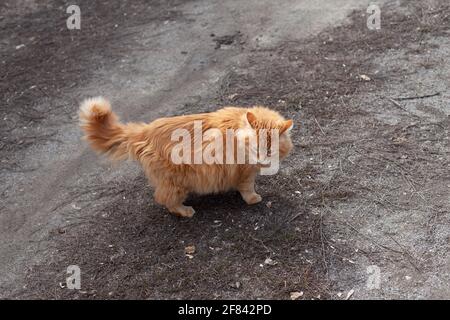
[148,106,246,134]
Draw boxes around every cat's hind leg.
[237,176,262,205]
[154,184,194,218]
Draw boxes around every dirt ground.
[0,0,449,299]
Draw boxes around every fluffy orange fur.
[79,97,293,217]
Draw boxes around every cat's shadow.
[183,191,264,218]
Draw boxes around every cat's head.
[244,106,294,162]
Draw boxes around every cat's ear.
[280,119,293,134]
[246,112,258,128]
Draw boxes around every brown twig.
[250,236,273,253]
[314,117,326,136]
[387,97,408,112]
[393,92,441,101]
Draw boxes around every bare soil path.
[0,0,449,299]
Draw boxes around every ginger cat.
[79,97,293,217]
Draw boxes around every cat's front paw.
[243,193,262,205]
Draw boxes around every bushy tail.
[79,97,130,160]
